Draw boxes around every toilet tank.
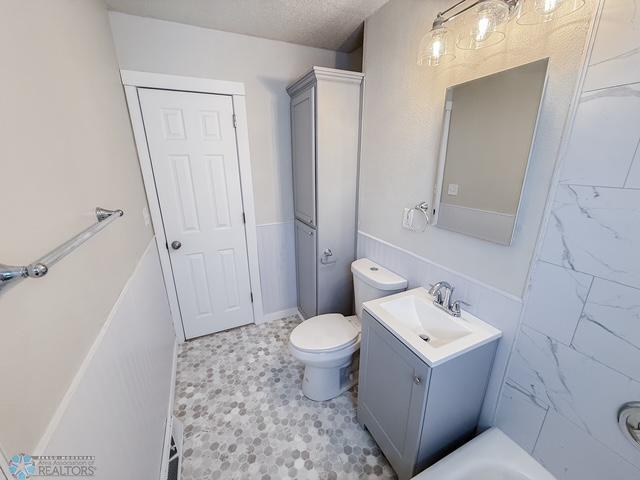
[351,258,407,319]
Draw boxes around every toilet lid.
[290,314,360,353]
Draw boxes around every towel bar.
[0,207,123,294]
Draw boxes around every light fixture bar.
[435,0,519,26]
[437,0,471,19]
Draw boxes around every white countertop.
[363,287,502,367]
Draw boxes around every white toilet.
[289,258,407,401]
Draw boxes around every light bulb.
[432,39,443,58]
[456,0,509,50]
[476,16,491,42]
[418,24,455,67]
[540,0,559,13]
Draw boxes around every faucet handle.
[451,299,470,317]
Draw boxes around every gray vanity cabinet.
[358,311,430,480]
[358,310,498,480]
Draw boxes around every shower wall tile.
[540,185,640,289]
[522,261,592,344]
[494,381,548,453]
[572,277,640,381]
[583,0,640,92]
[534,411,640,480]
[559,83,640,187]
[507,326,640,469]
[496,4,640,477]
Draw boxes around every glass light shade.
[517,0,585,24]
[417,25,455,66]
[456,0,510,50]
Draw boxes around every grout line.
[558,181,640,191]
[582,78,640,94]
[537,258,640,292]
[569,275,595,346]
[532,406,550,453]
[524,322,640,382]
[623,138,640,188]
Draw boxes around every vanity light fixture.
[418,0,584,65]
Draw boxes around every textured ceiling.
[105,0,389,52]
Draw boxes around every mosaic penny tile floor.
[174,315,397,480]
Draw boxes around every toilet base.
[302,359,356,401]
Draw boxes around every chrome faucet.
[428,281,462,317]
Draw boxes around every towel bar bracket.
[0,207,123,294]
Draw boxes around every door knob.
[171,241,182,250]
[414,376,422,385]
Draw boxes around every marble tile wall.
[495,0,640,477]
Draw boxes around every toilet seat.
[290,314,360,353]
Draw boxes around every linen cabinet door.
[291,87,316,227]
[295,220,317,319]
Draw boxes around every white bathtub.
[411,428,556,480]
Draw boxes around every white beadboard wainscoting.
[357,231,523,428]
[35,239,177,480]
[256,221,298,321]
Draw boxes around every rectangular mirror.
[433,58,549,245]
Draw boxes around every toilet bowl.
[289,258,407,401]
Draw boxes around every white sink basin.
[379,295,472,348]
[364,287,501,366]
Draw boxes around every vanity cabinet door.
[357,311,430,480]
[295,219,317,318]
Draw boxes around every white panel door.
[139,88,253,339]
[291,87,316,226]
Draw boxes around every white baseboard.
[259,307,301,324]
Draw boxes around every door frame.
[121,70,264,342]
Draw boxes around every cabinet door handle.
[320,248,336,265]
[414,376,422,385]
